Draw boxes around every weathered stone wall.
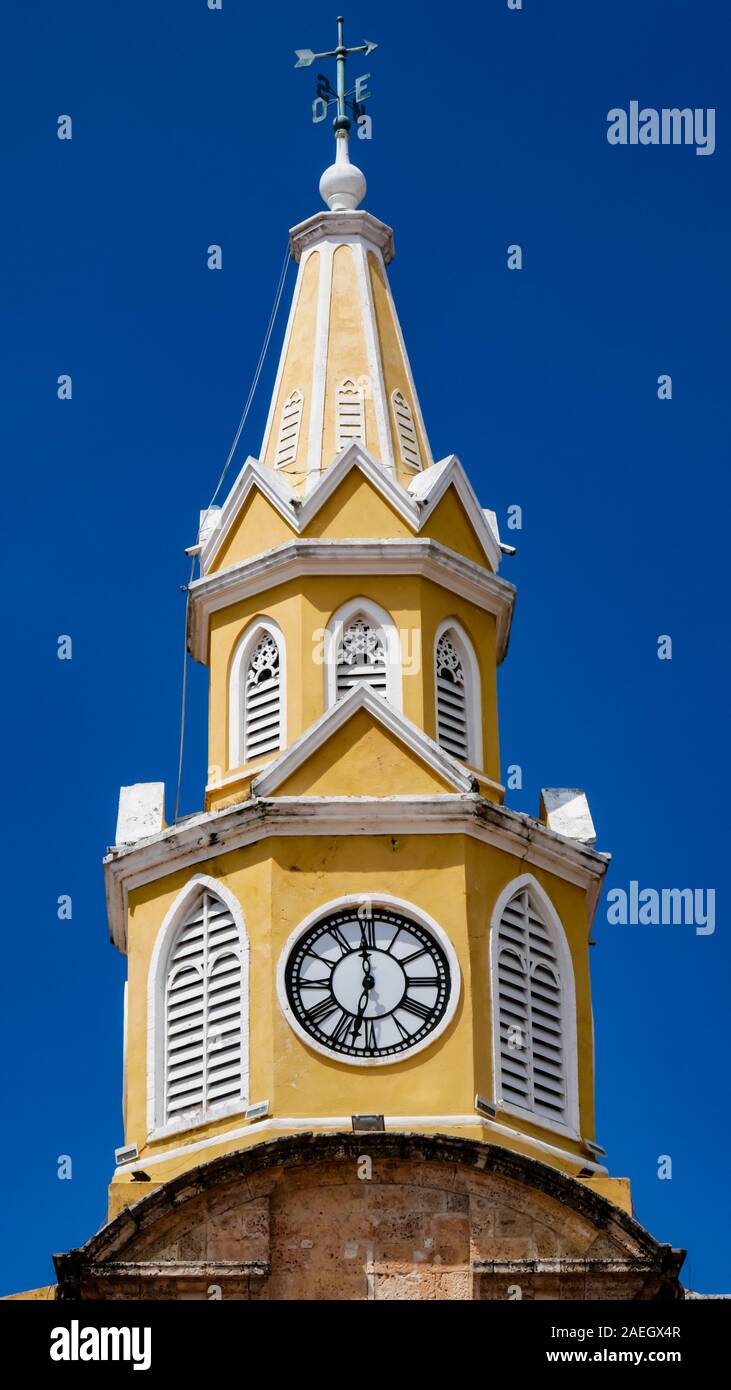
[55,1136,684,1301]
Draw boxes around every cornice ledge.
[104,793,608,955]
[289,209,395,264]
[187,537,516,665]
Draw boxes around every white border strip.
[114,1113,607,1176]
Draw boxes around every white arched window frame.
[324,597,402,712]
[147,875,249,1141]
[433,618,483,768]
[489,874,580,1140]
[228,618,286,770]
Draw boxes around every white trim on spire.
[354,241,396,476]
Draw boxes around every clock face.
[282,906,455,1062]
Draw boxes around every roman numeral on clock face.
[399,996,433,1022]
[285,908,453,1059]
[306,996,338,1026]
[330,1010,355,1044]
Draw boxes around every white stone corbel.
[115,783,166,846]
[540,789,596,846]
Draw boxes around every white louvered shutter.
[496,889,566,1124]
[392,389,421,470]
[244,633,282,760]
[336,618,388,699]
[336,379,366,451]
[274,389,303,469]
[164,891,243,1124]
[435,632,468,760]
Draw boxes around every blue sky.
[1,0,728,1294]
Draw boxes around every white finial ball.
[319,137,367,212]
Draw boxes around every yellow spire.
[259,208,433,492]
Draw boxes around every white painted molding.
[114,1113,606,1177]
[198,444,502,576]
[115,783,165,846]
[434,616,484,769]
[489,873,581,1141]
[105,795,609,956]
[288,209,395,265]
[146,874,249,1141]
[323,595,402,712]
[188,538,516,667]
[228,616,286,770]
[251,684,475,798]
[540,789,597,846]
[275,892,462,1068]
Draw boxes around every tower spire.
[294,15,377,211]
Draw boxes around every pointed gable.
[252,686,475,801]
[209,486,297,572]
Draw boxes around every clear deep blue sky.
[1,0,728,1295]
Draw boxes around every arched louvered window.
[324,599,402,711]
[162,884,246,1130]
[336,616,387,699]
[336,378,366,451]
[392,389,421,470]
[434,622,482,767]
[436,632,468,760]
[229,619,286,769]
[244,633,282,759]
[274,389,303,469]
[491,878,578,1135]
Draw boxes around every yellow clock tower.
[44,23,685,1301]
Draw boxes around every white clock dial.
[281,906,455,1062]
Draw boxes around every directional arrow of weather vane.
[295,15,377,132]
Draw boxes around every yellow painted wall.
[210,488,296,573]
[273,710,457,798]
[209,467,494,577]
[301,468,413,541]
[116,832,595,1200]
[420,488,493,571]
[205,571,501,803]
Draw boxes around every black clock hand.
[351,921,375,1043]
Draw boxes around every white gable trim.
[409,455,502,565]
[146,874,249,1142]
[489,873,580,1142]
[250,684,476,798]
[199,445,502,575]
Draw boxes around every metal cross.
[294,15,377,133]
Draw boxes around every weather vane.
[294,15,377,136]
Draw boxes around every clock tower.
[47,20,684,1301]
